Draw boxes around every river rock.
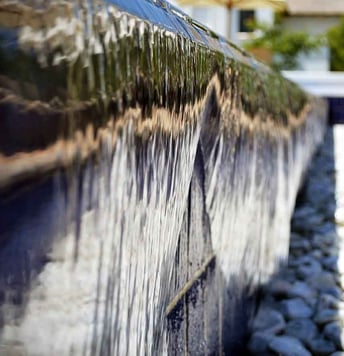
[285,318,318,345]
[280,298,313,319]
[324,321,344,349]
[297,255,317,265]
[321,286,342,299]
[288,257,301,268]
[246,127,344,355]
[293,206,317,220]
[313,309,339,325]
[247,331,274,354]
[322,255,339,272]
[292,214,322,233]
[307,337,336,356]
[296,259,322,279]
[311,249,323,260]
[296,257,323,280]
[307,182,333,206]
[323,246,340,258]
[268,279,292,298]
[288,281,317,301]
[313,233,337,249]
[279,269,297,283]
[268,335,311,356]
[314,222,337,235]
[322,201,337,219]
[293,212,323,230]
[286,255,303,268]
[318,293,340,309]
[252,307,286,334]
[308,272,337,292]
[290,239,311,254]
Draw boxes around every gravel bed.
[247,126,344,356]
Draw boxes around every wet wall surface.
[0,0,327,354]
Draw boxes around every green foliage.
[245,20,323,71]
[326,17,344,71]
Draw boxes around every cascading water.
[0,0,327,354]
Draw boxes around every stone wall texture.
[0,0,327,354]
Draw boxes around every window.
[239,10,255,32]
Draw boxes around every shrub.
[327,17,344,71]
[245,20,323,71]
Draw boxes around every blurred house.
[282,0,344,71]
[170,0,344,72]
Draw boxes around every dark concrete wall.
[0,1,327,354]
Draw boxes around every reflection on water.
[0,0,327,354]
